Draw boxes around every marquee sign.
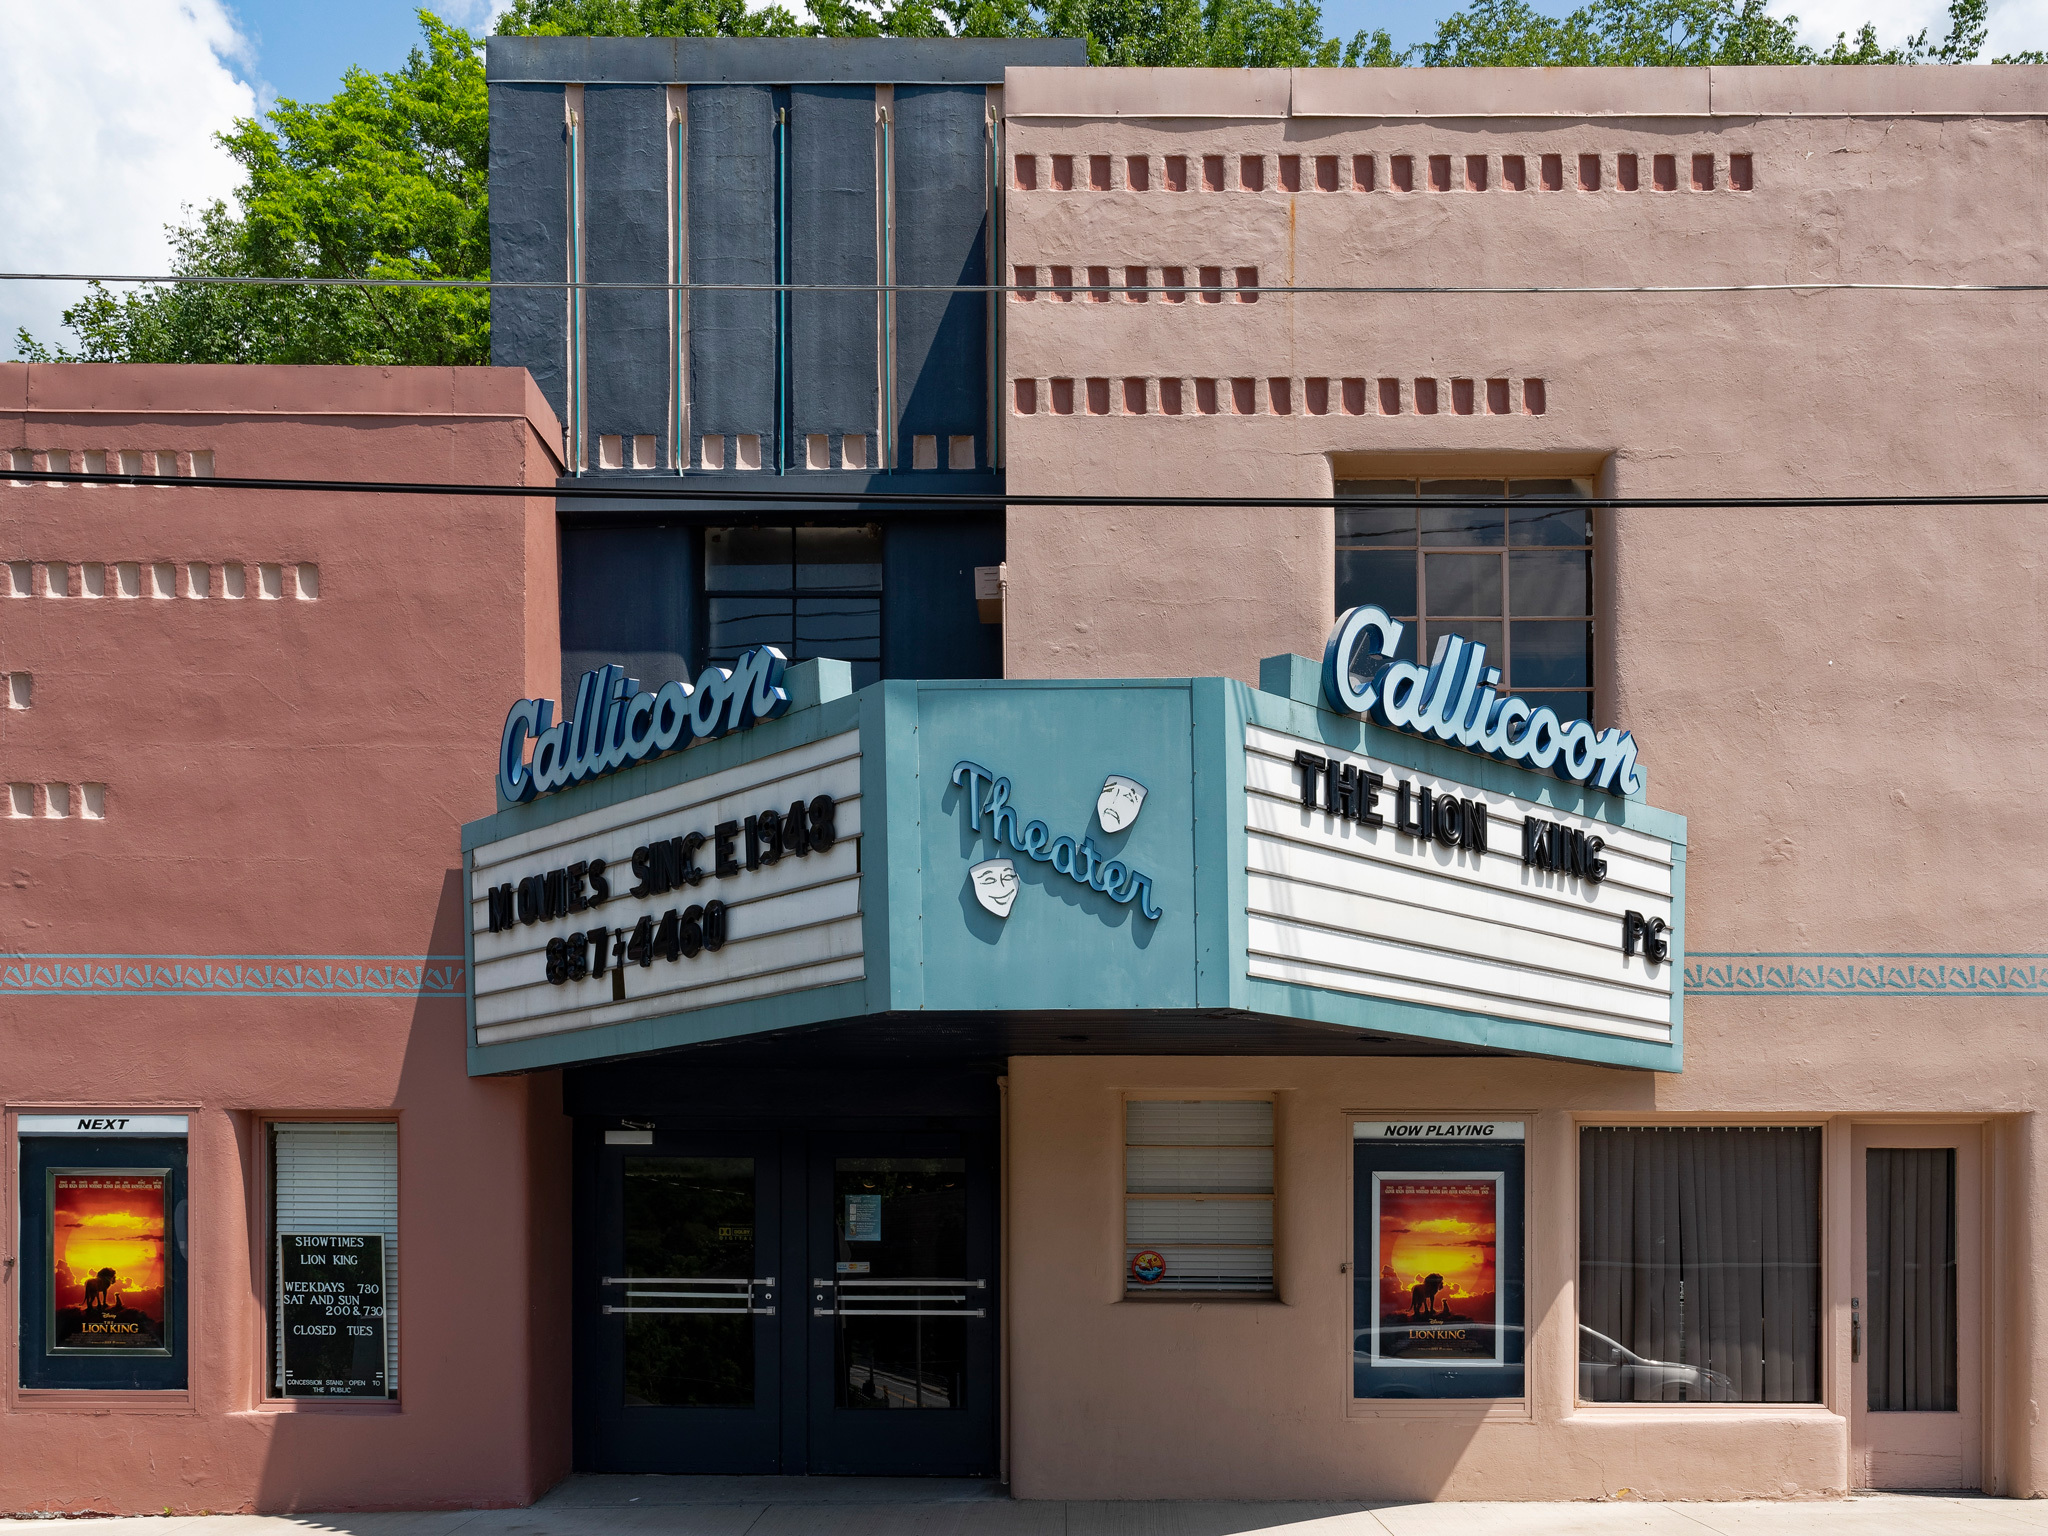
[468,728,862,1047]
[1245,723,1675,1047]
[462,661,1682,1076]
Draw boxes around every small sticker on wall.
[1130,1249,1166,1286]
[845,1194,882,1243]
[836,1261,871,1274]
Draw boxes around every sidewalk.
[7,1478,2048,1536]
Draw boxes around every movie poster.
[48,1170,171,1354]
[1371,1172,1501,1367]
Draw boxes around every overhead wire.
[8,468,2048,512]
[1,271,2046,296]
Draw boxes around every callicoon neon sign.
[1320,606,1644,797]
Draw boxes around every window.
[1124,1100,1273,1296]
[1579,1126,1820,1403]
[1353,1120,1525,1400]
[1335,478,1594,723]
[704,525,882,690]
[17,1115,189,1390]
[271,1122,398,1399]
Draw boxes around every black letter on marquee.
[1293,750,1326,810]
[713,820,741,877]
[1464,799,1488,853]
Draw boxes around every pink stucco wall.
[997,67,2048,1501]
[0,366,572,1511]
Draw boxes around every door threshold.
[546,1474,1009,1506]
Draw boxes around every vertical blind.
[1125,1100,1274,1294]
[273,1122,399,1395]
[1866,1147,1957,1413]
[1579,1126,1820,1402]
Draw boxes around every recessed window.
[705,525,882,690]
[1125,1100,1273,1297]
[1335,478,1595,723]
[1579,1126,1820,1403]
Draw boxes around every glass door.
[1852,1125,1982,1490]
[584,1135,783,1472]
[805,1134,998,1475]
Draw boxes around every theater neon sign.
[1320,606,1643,797]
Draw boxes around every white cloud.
[433,0,514,27]
[0,0,257,356]
[1773,0,2048,55]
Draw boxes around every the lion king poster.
[49,1171,170,1353]
[1371,1173,1500,1366]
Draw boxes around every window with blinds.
[1125,1100,1274,1295]
[271,1122,398,1397]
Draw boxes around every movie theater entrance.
[570,1071,1000,1477]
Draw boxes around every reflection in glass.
[704,525,883,689]
[835,1157,968,1411]
[1579,1127,1820,1403]
[1508,481,1590,546]
[1425,553,1502,616]
[1419,480,1506,546]
[621,1157,755,1408]
[1509,551,1591,616]
[705,527,795,591]
[1335,549,1418,618]
[1510,620,1592,690]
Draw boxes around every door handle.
[1850,1297,1860,1363]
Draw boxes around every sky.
[2,0,2045,356]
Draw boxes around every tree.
[21,0,2027,364]
[16,12,488,365]
[1407,0,1991,67]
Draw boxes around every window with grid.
[1125,1100,1274,1296]
[1335,479,1593,724]
[704,525,882,689]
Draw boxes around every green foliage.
[20,0,2022,365]
[498,0,806,37]
[1407,0,1989,66]
[16,11,488,365]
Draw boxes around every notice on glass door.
[1370,1173,1502,1367]
[278,1234,388,1397]
[844,1194,882,1243]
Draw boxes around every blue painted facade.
[462,658,1687,1078]
[487,38,1080,698]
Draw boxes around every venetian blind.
[272,1122,398,1395]
[1125,1100,1274,1294]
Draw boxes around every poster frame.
[1368,1168,1505,1370]
[44,1165,176,1358]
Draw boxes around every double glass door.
[581,1128,996,1476]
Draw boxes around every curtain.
[1580,1126,1821,1402]
[1866,1147,1957,1413]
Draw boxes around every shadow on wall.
[250,869,574,1512]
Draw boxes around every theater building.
[4,46,2046,1512]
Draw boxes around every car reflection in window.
[1351,1324,1738,1402]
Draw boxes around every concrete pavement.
[7,1478,2048,1536]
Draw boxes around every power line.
[2,271,2045,296]
[10,468,2048,512]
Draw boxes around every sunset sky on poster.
[1377,1178,1497,1323]
[52,1175,166,1311]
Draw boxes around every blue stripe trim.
[1685,954,2048,997]
[3,956,467,998]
